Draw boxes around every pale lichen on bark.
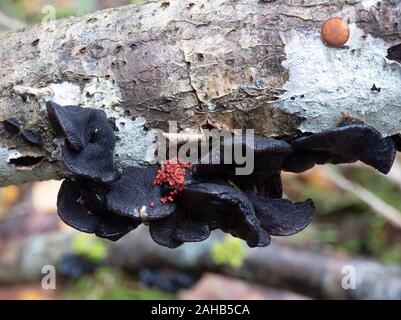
[0,0,400,185]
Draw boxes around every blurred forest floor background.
[1,0,401,300]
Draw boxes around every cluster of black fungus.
[57,254,98,280]
[2,117,44,147]
[46,101,398,248]
[47,101,137,241]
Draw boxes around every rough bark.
[1,226,401,300]
[0,0,400,185]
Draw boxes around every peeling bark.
[0,0,400,185]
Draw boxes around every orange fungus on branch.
[321,17,350,48]
[153,159,193,204]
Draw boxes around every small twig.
[13,85,54,98]
[322,166,401,229]
[162,132,204,144]
[347,159,401,190]
[386,159,401,190]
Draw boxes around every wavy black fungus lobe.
[248,192,315,236]
[106,166,176,221]
[284,124,396,174]
[47,101,117,183]
[21,130,44,147]
[193,134,292,185]
[179,181,270,247]
[57,180,139,241]
[2,117,21,135]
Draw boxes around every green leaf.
[71,233,108,262]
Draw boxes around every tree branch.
[0,0,400,186]
[1,226,401,300]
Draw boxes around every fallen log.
[1,225,401,300]
[0,0,400,185]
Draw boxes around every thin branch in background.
[386,158,401,190]
[350,158,401,190]
[322,166,401,229]
[2,228,401,299]
[0,11,25,30]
